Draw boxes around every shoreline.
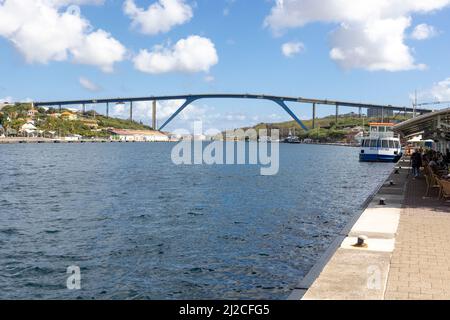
[0,138,172,144]
[287,165,393,300]
[1,137,359,147]
[289,158,411,300]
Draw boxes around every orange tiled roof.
[109,129,166,136]
[369,123,395,126]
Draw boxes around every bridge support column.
[312,103,316,129]
[359,107,362,118]
[159,98,197,131]
[152,100,157,130]
[335,104,339,126]
[106,102,109,118]
[59,104,62,112]
[272,99,309,132]
[82,103,86,114]
[130,101,133,122]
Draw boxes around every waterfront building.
[20,121,37,137]
[80,119,99,129]
[5,128,17,137]
[394,108,450,153]
[49,113,61,118]
[61,111,78,121]
[27,109,39,118]
[109,129,170,142]
[0,102,12,110]
[44,130,57,138]
[367,107,394,119]
[64,134,82,141]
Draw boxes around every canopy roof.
[21,123,37,130]
[369,122,395,127]
[393,108,450,141]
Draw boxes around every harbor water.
[0,143,394,299]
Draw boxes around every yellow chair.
[439,179,450,201]
[424,172,441,197]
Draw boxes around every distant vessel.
[359,123,402,162]
[284,129,301,144]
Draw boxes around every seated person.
[428,158,438,173]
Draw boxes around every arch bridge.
[34,93,432,131]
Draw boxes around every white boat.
[284,129,301,144]
[359,123,402,162]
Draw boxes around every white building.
[64,134,82,141]
[109,129,169,142]
[20,122,37,137]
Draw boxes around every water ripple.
[0,143,393,299]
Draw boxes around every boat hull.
[359,153,402,163]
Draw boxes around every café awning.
[393,108,450,141]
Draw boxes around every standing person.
[411,149,422,178]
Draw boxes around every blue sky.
[1,0,450,131]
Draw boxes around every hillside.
[0,103,152,137]
[243,113,412,143]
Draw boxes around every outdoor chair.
[439,179,450,201]
[424,172,441,198]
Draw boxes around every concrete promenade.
[0,137,170,144]
[384,176,450,299]
[291,158,450,300]
[0,137,106,144]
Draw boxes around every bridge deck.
[34,93,430,113]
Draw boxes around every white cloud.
[264,0,450,71]
[225,113,246,121]
[108,100,261,132]
[123,0,193,35]
[71,30,127,73]
[411,23,437,40]
[49,0,104,6]
[431,78,450,101]
[109,99,207,127]
[0,96,35,104]
[79,77,101,92]
[0,0,126,72]
[281,41,304,57]
[418,78,450,102]
[223,0,236,16]
[0,96,13,104]
[133,35,219,74]
[204,75,215,83]
[328,17,426,71]
[226,38,236,46]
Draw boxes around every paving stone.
[299,167,449,300]
[384,176,450,300]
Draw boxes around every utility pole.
[362,114,365,134]
[413,90,417,118]
[312,103,316,129]
[152,100,157,130]
[335,104,339,126]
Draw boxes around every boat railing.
[363,132,397,139]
